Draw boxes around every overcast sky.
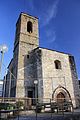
[0,0,80,79]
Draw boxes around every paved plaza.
[11,115,80,120]
[10,109,80,120]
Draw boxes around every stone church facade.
[5,12,80,108]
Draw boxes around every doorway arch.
[52,86,72,103]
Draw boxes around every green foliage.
[16,101,24,109]
[0,103,15,110]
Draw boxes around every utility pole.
[0,45,8,78]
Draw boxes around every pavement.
[1,108,80,120]
[9,109,80,120]
[11,114,80,120]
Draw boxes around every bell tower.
[14,12,39,48]
[13,12,39,97]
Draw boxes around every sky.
[0,0,80,79]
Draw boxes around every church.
[5,12,80,108]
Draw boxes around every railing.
[0,97,80,120]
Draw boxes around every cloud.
[46,30,56,43]
[41,0,60,27]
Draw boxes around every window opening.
[27,55,29,59]
[54,60,61,69]
[27,21,32,33]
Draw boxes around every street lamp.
[34,80,38,103]
[0,44,8,78]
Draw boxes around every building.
[0,80,3,97]
[5,12,80,108]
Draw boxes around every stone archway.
[52,86,72,103]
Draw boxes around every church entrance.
[57,92,65,103]
[28,90,34,105]
[28,91,33,98]
[52,86,72,104]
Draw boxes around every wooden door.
[57,92,65,103]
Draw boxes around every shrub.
[16,101,24,109]
[0,103,15,110]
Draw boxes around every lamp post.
[34,80,38,103]
[34,80,38,119]
[0,44,8,78]
[0,44,8,101]
[3,68,7,101]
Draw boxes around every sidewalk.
[10,108,80,120]
[74,108,80,113]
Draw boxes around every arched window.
[27,21,33,33]
[54,60,61,69]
